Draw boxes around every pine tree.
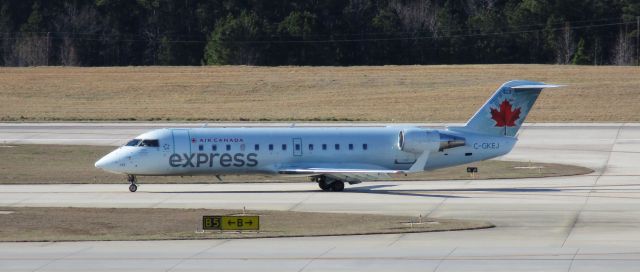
[572,38,590,65]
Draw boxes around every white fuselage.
[95,126,516,176]
[95,80,556,192]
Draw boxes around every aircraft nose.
[94,150,124,173]
[94,156,109,169]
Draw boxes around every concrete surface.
[1,123,640,271]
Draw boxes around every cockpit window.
[140,139,159,147]
[125,139,141,146]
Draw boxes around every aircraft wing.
[321,173,392,183]
[277,163,402,183]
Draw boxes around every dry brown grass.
[0,65,638,122]
[0,145,592,184]
[0,207,492,241]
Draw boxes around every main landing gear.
[314,176,345,192]
[127,174,138,192]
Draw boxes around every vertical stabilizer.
[454,80,560,137]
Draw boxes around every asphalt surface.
[1,123,640,271]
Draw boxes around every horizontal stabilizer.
[511,84,563,89]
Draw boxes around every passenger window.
[335,144,340,150]
[363,143,368,150]
[322,144,327,150]
[269,144,273,151]
[348,144,353,150]
[198,145,203,151]
[295,144,300,151]
[254,144,259,151]
[140,139,159,147]
[309,144,314,151]
[282,144,287,151]
[226,144,231,151]
[125,139,141,146]
[212,144,217,151]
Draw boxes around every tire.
[129,184,138,192]
[318,180,331,191]
[331,181,345,192]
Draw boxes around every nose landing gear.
[127,175,138,192]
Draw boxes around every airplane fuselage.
[95,80,559,192]
[96,126,516,176]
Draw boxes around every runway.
[1,123,640,271]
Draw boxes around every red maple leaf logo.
[491,100,521,127]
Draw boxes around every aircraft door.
[292,138,302,156]
[172,129,191,157]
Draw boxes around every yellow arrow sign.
[203,215,260,231]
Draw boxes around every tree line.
[1,0,639,66]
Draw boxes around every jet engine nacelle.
[399,129,466,154]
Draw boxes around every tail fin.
[454,80,561,137]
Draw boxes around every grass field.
[0,207,492,241]
[0,65,639,122]
[0,145,592,184]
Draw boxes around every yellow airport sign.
[203,215,260,231]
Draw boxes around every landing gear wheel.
[318,180,332,191]
[127,175,138,193]
[315,176,345,192]
[330,181,345,192]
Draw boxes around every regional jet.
[95,80,559,192]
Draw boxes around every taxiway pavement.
[1,123,640,271]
